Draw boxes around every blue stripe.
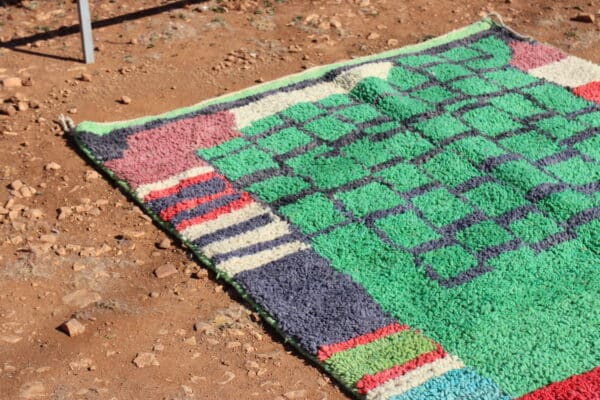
[390,368,510,400]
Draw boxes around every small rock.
[133,352,159,368]
[193,321,214,334]
[39,234,57,243]
[19,381,45,399]
[84,169,101,181]
[149,291,159,298]
[154,264,177,278]
[217,371,236,385]
[226,341,241,349]
[183,336,197,346]
[153,343,165,351]
[9,180,24,190]
[367,32,380,40]
[284,390,307,399]
[119,95,132,105]
[59,318,86,337]
[245,360,259,370]
[329,17,342,29]
[57,206,72,220]
[44,162,61,171]
[0,104,17,116]
[157,238,172,249]
[0,334,22,344]
[67,107,78,114]
[22,77,33,87]
[72,262,86,271]
[17,101,29,112]
[62,289,101,308]
[2,77,22,88]
[80,73,92,82]
[572,13,595,23]
[387,38,399,46]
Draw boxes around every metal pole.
[77,0,95,64]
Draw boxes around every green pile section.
[324,329,437,385]
[194,32,600,397]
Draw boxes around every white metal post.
[77,0,95,64]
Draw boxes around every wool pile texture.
[74,20,600,400]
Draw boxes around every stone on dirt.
[572,13,595,23]
[59,318,86,337]
[133,352,159,368]
[154,264,177,278]
[119,95,132,104]
[2,77,22,88]
[157,238,172,249]
[62,289,101,309]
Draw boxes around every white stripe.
[366,355,464,400]
[201,218,290,257]
[232,62,395,130]
[529,56,600,88]
[216,241,309,276]
[179,202,268,241]
[135,165,215,199]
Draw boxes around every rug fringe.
[485,12,533,41]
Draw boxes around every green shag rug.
[73,19,600,400]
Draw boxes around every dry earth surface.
[0,0,599,399]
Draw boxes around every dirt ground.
[0,0,598,399]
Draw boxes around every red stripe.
[175,193,253,231]
[160,187,235,221]
[317,323,408,362]
[355,344,447,394]
[144,171,219,202]
[518,366,600,400]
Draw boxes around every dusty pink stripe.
[509,40,567,71]
[105,111,240,188]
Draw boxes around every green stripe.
[75,20,493,136]
[324,330,436,385]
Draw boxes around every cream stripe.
[232,61,394,130]
[529,56,600,88]
[216,241,309,276]
[179,202,268,241]
[135,165,215,199]
[201,219,290,257]
[366,355,464,400]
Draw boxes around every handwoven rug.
[73,19,600,399]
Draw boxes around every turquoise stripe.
[391,368,510,400]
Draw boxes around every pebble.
[133,352,159,368]
[80,73,92,82]
[367,32,380,40]
[84,170,101,181]
[10,180,24,190]
[19,381,45,399]
[44,162,61,171]
[0,334,22,344]
[2,77,22,88]
[183,336,197,346]
[0,104,17,116]
[387,38,399,46]
[72,262,86,271]
[17,101,29,112]
[284,390,307,399]
[59,318,86,337]
[62,289,102,309]
[217,371,236,385]
[154,264,177,278]
[119,95,132,104]
[157,238,172,249]
[572,13,595,23]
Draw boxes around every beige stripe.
[135,165,215,199]
[216,241,309,276]
[232,61,394,130]
[201,218,290,257]
[529,56,600,88]
[366,355,464,400]
[180,202,268,241]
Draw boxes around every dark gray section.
[234,249,395,353]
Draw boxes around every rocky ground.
[0,0,599,399]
